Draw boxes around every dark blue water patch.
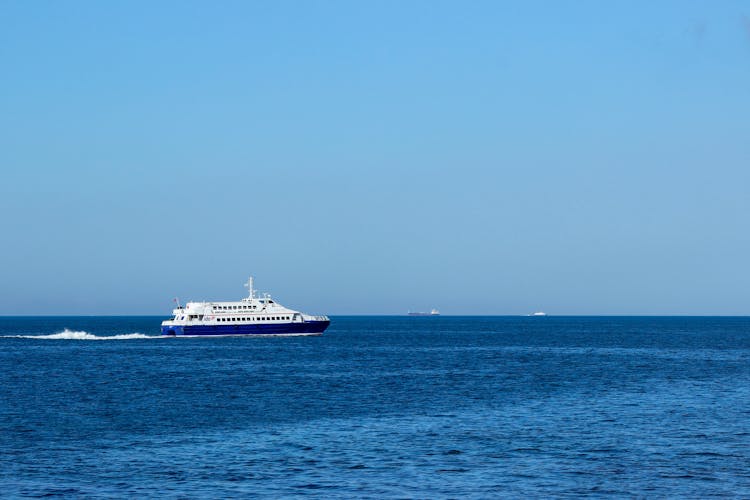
[0,316,749,497]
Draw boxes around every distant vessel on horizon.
[408,309,440,316]
[528,311,547,317]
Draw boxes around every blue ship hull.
[161,320,329,337]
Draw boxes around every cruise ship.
[161,277,329,337]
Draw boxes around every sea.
[1,316,749,498]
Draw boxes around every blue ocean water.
[1,316,749,497]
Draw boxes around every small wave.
[3,329,154,340]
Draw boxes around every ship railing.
[302,315,329,322]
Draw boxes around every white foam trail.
[4,328,155,340]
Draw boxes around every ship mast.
[244,276,255,299]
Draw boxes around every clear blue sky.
[1,1,749,315]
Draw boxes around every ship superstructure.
[161,277,329,336]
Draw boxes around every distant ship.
[161,277,329,336]
[408,309,440,316]
[528,311,547,317]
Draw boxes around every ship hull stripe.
[160,320,329,337]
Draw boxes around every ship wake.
[3,329,154,340]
